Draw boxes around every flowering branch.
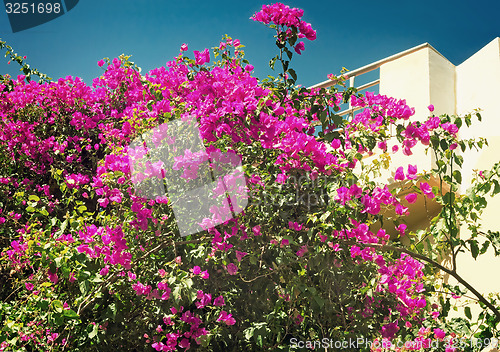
[347,240,500,322]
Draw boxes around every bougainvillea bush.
[2,3,500,351]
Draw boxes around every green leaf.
[319,211,331,222]
[492,180,500,196]
[88,323,98,339]
[465,306,472,320]
[480,241,490,255]
[443,192,455,205]
[452,170,462,184]
[28,195,40,202]
[312,295,325,310]
[79,280,90,295]
[440,139,449,151]
[63,309,79,320]
[244,327,255,340]
[198,333,210,347]
[26,206,36,212]
[470,240,479,259]
[52,300,63,313]
[60,219,68,234]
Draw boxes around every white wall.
[377,38,500,317]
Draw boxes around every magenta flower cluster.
[251,2,316,54]
[0,3,470,350]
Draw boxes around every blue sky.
[1,0,499,88]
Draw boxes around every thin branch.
[343,240,500,322]
[239,271,274,283]
[433,290,479,302]
[133,235,207,265]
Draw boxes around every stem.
[433,290,479,302]
[133,236,206,265]
[448,151,457,271]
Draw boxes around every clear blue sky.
[1,0,499,88]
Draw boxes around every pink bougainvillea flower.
[25,282,34,291]
[200,270,209,279]
[245,64,254,72]
[213,296,225,307]
[217,310,236,325]
[419,182,435,199]
[294,41,305,55]
[69,272,77,283]
[296,245,308,257]
[235,251,248,262]
[434,328,446,340]
[99,265,109,276]
[191,266,201,275]
[180,43,188,51]
[276,173,288,184]
[193,48,210,65]
[378,140,387,151]
[407,164,417,179]
[380,322,399,339]
[331,139,341,149]
[428,104,435,112]
[195,291,212,309]
[48,270,58,284]
[47,333,59,342]
[350,246,361,258]
[178,339,190,349]
[396,224,407,236]
[395,203,408,215]
[97,60,105,67]
[394,167,405,181]
[288,221,303,231]
[441,122,459,136]
[226,263,239,275]
[273,105,285,115]
[329,243,341,252]
[405,193,418,204]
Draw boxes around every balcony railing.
[309,42,432,119]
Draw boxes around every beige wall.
[377,38,500,318]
